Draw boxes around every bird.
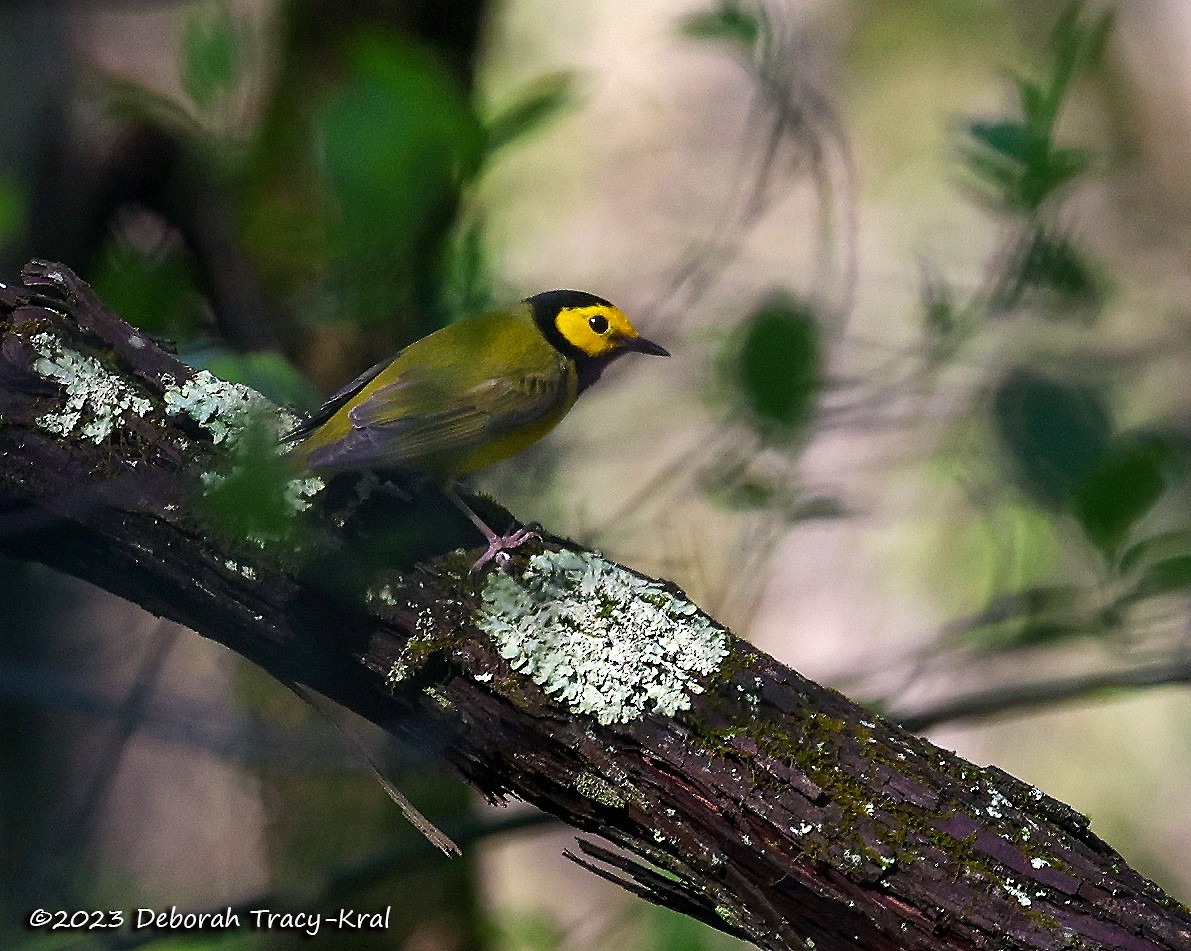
[285,290,669,570]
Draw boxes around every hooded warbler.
[287,290,668,569]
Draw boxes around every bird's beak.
[622,335,670,357]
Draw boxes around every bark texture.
[1,262,1189,951]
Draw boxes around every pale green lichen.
[164,370,324,516]
[986,789,1011,818]
[223,559,257,580]
[162,370,269,445]
[574,773,625,809]
[387,659,414,686]
[366,584,401,607]
[282,474,325,513]
[163,369,307,453]
[1004,879,1034,907]
[386,629,439,686]
[477,550,729,725]
[30,332,151,442]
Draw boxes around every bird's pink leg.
[443,487,540,572]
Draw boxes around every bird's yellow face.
[554,303,654,359]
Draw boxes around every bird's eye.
[589,315,610,334]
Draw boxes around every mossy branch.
[1,262,1188,951]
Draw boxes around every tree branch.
[1,262,1189,951]
[895,657,1191,732]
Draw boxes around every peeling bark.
[1,262,1188,951]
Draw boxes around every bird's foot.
[470,525,541,574]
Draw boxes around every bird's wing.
[345,367,569,461]
[281,355,394,443]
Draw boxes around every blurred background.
[3,0,1191,948]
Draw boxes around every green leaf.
[699,462,846,520]
[974,616,1110,653]
[966,119,1041,169]
[1119,530,1191,576]
[1074,435,1183,559]
[181,2,243,110]
[1015,77,1047,129]
[962,123,1092,212]
[1050,3,1115,83]
[728,297,821,440]
[1036,146,1093,196]
[1013,228,1103,315]
[1083,9,1117,67]
[485,73,575,156]
[992,369,1112,509]
[959,4,1110,216]
[971,585,1085,627]
[1130,555,1191,601]
[961,150,1029,210]
[680,4,763,51]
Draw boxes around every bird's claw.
[470,526,541,574]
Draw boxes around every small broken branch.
[1,262,1188,951]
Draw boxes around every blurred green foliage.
[316,31,484,326]
[728,297,821,441]
[949,3,1113,323]
[196,411,311,551]
[699,453,846,522]
[484,904,747,951]
[439,219,499,325]
[992,369,1112,510]
[680,3,764,54]
[989,363,1191,640]
[1073,433,1187,560]
[1128,552,1191,602]
[883,3,1191,666]
[907,6,1158,656]
[90,239,210,342]
[1004,227,1103,317]
[642,905,747,951]
[953,584,1099,654]
[486,910,565,951]
[961,5,1112,215]
[697,292,837,528]
[187,345,323,409]
[483,72,576,158]
[98,0,575,360]
[180,0,247,113]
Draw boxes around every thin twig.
[895,657,1191,731]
